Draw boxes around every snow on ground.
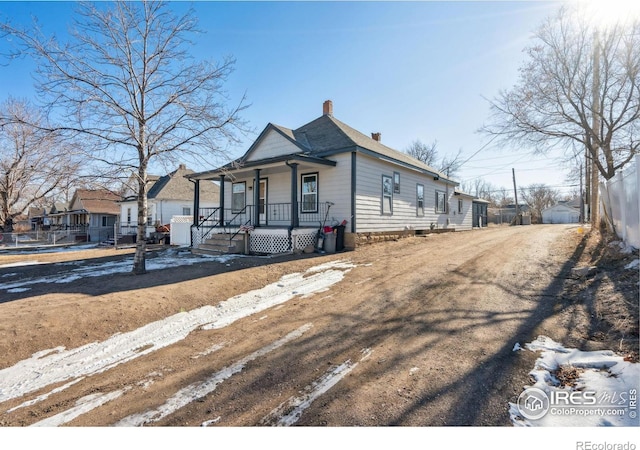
[0,247,235,293]
[0,243,99,254]
[510,336,639,427]
[0,259,356,423]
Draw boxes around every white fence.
[0,230,83,248]
[602,154,640,249]
[170,215,193,246]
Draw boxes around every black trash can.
[334,225,345,251]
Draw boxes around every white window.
[126,207,131,224]
[301,173,318,213]
[458,199,463,214]
[232,182,246,213]
[382,175,393,215]
[182,207,191,216]
[435,190,446,213]
[417,184,424,216]
[393,172,401,194]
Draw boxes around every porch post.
[193,179,200,225]
[253,169,261,227]
[289,163,299,228]
[219,175,225,226]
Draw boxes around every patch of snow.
[0,250,238,292]
[510,336,639,427]
[7,378,85,413]
[512,343,522,352]
[201,261,354,330]
[7,287,30,293]
[0,260,354,407]
[114,323,313,426]
[201,416,221,427]
[409,367,420,375]
[624,259,639,270]
[191,343,225,359]
[31,388,129,427]
[261,348,371,426]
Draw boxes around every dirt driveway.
[0,225,636,427]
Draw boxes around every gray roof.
[273,114,453,181]
[148,165,219,201]
[189,111,456,184]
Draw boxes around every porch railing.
[263,202,328,225]
[191,202,331,247]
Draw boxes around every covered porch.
[188,154,337,254]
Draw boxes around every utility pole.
[512,168,519,226]
[591,29,601,227]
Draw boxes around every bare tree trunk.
[132,161,148,275]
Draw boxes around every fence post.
[113,222,118,250]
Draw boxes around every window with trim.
[435,190,447,213]
[417,184,424,216]
[301,173,318,213]
[182,207,191,216]
[393,172,400,194]
[458,199,463,214]
[382,175,393,215]
[126,208,131,224]
[232,182,246,212]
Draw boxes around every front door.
[259,179,267,225]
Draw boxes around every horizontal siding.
[220,153,353,227]
[312,153,352,226]
[355,154,466,233]
[245,129,300,162]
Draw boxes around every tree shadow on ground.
[0,246,349,304]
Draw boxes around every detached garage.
[542,204,581,224]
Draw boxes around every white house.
[187,101,478,253]
[119,164,219,237]
[541,203,581,224]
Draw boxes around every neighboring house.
[119,164,219,237]
[542,203,581,224]
[66,189,122,242]
[28,203,68,230]
[187,100,481,254]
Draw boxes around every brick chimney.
[371,132,381,142]
[323,100,333,116]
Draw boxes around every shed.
[541,203,580,224]
[472,199,490,228]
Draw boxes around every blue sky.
[0,1,577,194]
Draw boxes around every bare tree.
[1,1,248,274]
[460,178,497,205]
[406,139,463,178]
[481,5,640,226]
[406,139,439,167]
[0,98,82,231]
[519,184,560,223]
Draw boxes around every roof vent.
[371,132,381,142]
[323,100,333,116]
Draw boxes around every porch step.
[194,233,245,255]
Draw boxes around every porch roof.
[186,153,337,181]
